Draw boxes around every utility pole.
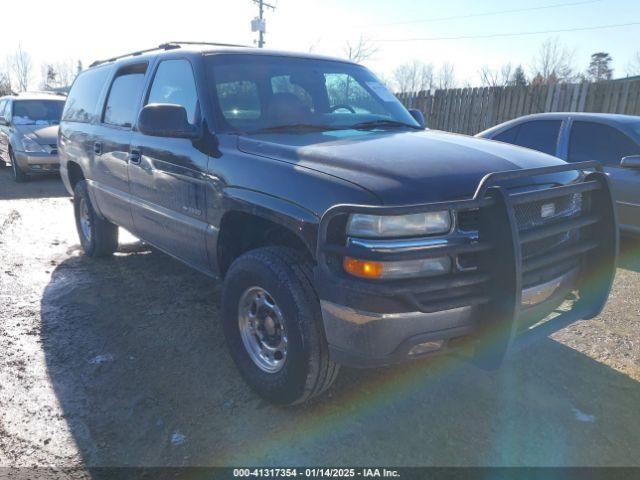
[251,0,275,48]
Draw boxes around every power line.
[364,0,602,27]
[377,21,640,42]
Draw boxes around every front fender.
[207,187,319,274]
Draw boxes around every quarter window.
[147,59,198,124]
[568,121,640,166]
[63,66,111,123]
[103,64,147,128]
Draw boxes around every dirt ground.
[1,164,639,473]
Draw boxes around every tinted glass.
[207,54,418,133]
[493,125,519,143]
[63,66,111,123]
[216,80,261,120]
[512,120,561,155]
[569,121,640,166]
[147,59,198,124]
[0,100,6,119]
[12,100,64,125]
[103,71,146,128]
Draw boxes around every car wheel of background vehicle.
[221,246,339,405]
[9,149,27,183]
[73,180,118,257]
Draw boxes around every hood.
[15,124,59,145]
[238,129,579,205]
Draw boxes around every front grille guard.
[316,161,618,367]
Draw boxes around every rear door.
[128,57,209,268]
[91,62,148,232]
[567,120,640,231]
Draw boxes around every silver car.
[0,92,66,182]
[478,112,640,236]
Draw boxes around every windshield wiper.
[349,119,423,130]
[249,123,344,134]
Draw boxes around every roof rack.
[89,41,250,68]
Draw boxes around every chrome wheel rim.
[79,197,92,242]
[238,286,288,373]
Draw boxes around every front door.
[128,58,209,269]
[567,120,640,231]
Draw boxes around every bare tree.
[0,72,12,96]
[626,51,640,76]
[343,36,378,63]
[7,45,33,92]
[40,60,77,91]
[436,62,456,90]
[392,60,435,93]
[530,37,575,84]
[479,63,514,87]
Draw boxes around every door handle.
[93,142,102,155]
[129,149,141,165]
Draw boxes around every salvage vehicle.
[58,42,618,405]
[0,92,66,182]
[478,112,640,236]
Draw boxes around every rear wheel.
[9,149,27,183]
[73,180,119,257]
[221,247,339,405]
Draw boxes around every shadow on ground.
[619,236,640,273]
[41,242,640,468]
[0,165,68,200]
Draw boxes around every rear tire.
[73,180,119,257]
[9,149,27,183]
[221,247,339,405]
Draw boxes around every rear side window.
[146,59,198,124]
[63,66,111,123]
[512,120,561,156]
[568,121,640,166]
[0,100,6,119]
[103,64,147,128]
[493,125,519,143]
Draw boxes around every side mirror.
[137,104,198,139]
[0,117,8,126]
[408,109,426,128]
[621,155,640,169]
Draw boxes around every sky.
[2,0,639,89]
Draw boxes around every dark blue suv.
[59,42,618,404]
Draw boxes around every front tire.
[9,149,27,183]
[221,247,339,405]
[73,180,119,257]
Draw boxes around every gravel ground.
[1,164,639,473]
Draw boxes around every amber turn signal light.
[343,257,384,279]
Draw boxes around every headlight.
[347,211,451,238]
[344,256,451,280]
[20,135,45,153]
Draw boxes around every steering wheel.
[329,104,356,114]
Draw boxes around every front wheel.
[73,180,119,257]
[221,247,339,405]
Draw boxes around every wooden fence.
[396,79,640,135]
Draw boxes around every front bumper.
[315,162,618,368]
[14,150,60,173]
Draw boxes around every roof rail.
[89,41,250,68]
[161,41,251,49]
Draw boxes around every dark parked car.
[477,112,640,235]
[0,92,66,182]
[58,43,617,405]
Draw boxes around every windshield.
[12,100,65,126]
[206,54,419,133]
